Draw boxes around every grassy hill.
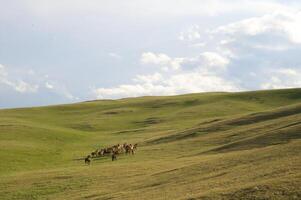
[0,88,300,200]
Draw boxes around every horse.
[98,149,105,157]
[85,155,91,165]
[111,152,117,161]
[125,144,135,155]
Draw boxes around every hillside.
[0,88,300,199]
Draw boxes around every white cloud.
[14,81,39,93]
[192,52,229,71]
[251,43,292,51]
[93,52,236,99]
[93,71,240,99]
[63,91,78,100]
[0,64,78,100]
[213,10,301,44]
[0,64,8,77]
[276,68,298,76]
[140,52,182,71]
[141,51,229,73]
[108,52,122,59]
[1,79,39,93]
[177,9,301,92]
[45,82,54,89]
[261,68,301,89]
[190,42,206,48]
[178,25,201,41]
[43,79,78,100]
[54,86,78,100]
[163,8,301,94]
[141,52,171,65]
[0,64,39,93]
[133,73,163,84]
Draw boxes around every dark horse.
[112,152,117,161]
[85,156,91,164]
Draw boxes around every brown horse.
[112,152,117,161]
[98,149,105,157]
[91,150,97,158]
[85,155,91,164]
[125,144,135,155]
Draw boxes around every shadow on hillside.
[207,123,301,153]
[146,103,301,155]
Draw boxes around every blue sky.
[1,0,301,108]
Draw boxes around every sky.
[1,0,301,108]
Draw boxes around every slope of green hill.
[0,88,300,199]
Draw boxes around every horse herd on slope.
[84,143,138,164]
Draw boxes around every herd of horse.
[84,143,138,164]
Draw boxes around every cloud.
[178,25,201,41]
[57,87,78,100]
[177,9,301,90]
[42,78,78,100]
[12,80,39,93]
[93,71,240,99]
[62,90,78,100]
[141,52,171,65]
[0,64,78,101]
[190,42,206,48]
[167,7,301,94]
[0,64,39,93]
[133,73,163,84]
[141,51,229,73]
[212,10,301,45]
[179,10,301,70]
[140,52,182,71]
[261,68,301,89]
[108,52,122,59]
[0,64,8,77]
[45,82,54,89]
[201,52,229,68]
[181,52,229,72]
[93,51,237,99]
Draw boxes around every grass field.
[0,88,300,200]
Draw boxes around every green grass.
[0,88,300,199]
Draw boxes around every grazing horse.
[104,147,114,154]
[98,149,105,157]
[113,144,125,154]
[85,155,91,165]
[113,144,121,149]
[112,152,117,161]
[91,151,97,158]
[125,144,135,155]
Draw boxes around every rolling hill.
[0,88,300,200]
